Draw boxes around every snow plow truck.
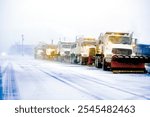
[95,32,150,73]
[70,37,96,65]
[57,41,74,62]
[34,42,57,60]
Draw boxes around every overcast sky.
[0,0,150,53]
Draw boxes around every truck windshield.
[109,36,131,44]
[81,41,96,46]
[112,48,132,55]
[62,45,71,48]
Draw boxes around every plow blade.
[112,55,150,63]
[111,55,150,73]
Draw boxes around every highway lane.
[1,56,150,100]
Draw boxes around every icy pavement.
[0,56,150,100]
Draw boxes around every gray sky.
[0,0,150,53]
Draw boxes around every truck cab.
[95,32,135,70]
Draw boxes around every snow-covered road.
[0,56,150,100]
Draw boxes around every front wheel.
[95,58,102,68]
[76,55,83,65]
[103,59,108,71]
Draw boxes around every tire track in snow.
[68,71,150,100]
[3,63,19,100]
[0,66,2,99]
[18,63,101,99]
[38,69,103,100]
[78,75,150,99]
[38,66,150,100]
[20,61,150,100]
[52,64,150,99]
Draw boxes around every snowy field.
[0,55,150,100]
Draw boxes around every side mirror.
[99,40,102,44]
[132,38,137,45]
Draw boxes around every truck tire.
[71,54,76,64]
[95,59,102,68]
[79,57,84,65]
[103,59,108,71]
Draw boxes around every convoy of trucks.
[34,32,150,73]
